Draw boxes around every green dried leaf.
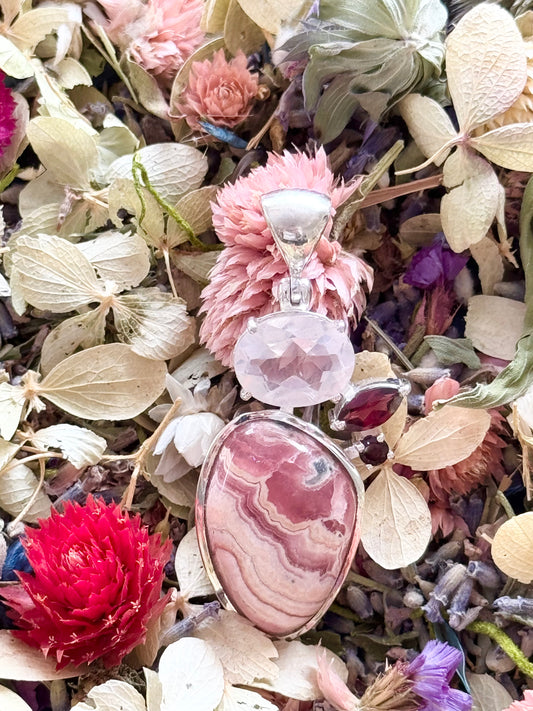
[282,0,447,140]
[123,58,169,118]
[424,335,481,369]
[236,0,310,34]
[224,0,265,56]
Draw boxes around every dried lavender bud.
[422,564,467,623]
[403,589,425,609]
[160,601,220,646]
[346,585,374,619]
[467,560,501,589]
[493,596,533,617]
[449,578,474,616]
[449,605,482,632]
[370,591,384,616]
[431,564,468,605]
[425,540,464,567]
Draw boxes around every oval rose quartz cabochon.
[196,411,363,638]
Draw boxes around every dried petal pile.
[1,1,533,710]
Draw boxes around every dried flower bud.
[403,589,425,609]
[467,560,502,589]
[486,644,516,674]
[494,596,533,617]
[449,605,482,632]
[347,585,374,619]
[359,665,418,711]
[422,564,467,623]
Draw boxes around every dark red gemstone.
[359,435,390,466]
[337,379,405,432]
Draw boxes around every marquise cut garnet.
[196,410,364,638]
[334,379,408,432]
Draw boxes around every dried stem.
[467,620,533,677]
[122,397,182,510]
[11,457,46,527]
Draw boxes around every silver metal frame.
[195,408,365,639]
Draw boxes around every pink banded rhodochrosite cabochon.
[196,410,364,637]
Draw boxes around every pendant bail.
[261,188,331,309]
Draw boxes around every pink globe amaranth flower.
[425,379,508,501]
[98,0,204,86]
[200,149,373,366]
[505,691,533,711]
[177,48,259,130]
[0,72,17,159]
[1,496,171,669]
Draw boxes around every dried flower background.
[4,0,533,709]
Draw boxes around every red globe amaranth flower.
[1,497,171,669]
[0,71,17,158]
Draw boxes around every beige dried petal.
[0,462,52,524]
[26,117,98,189]
[0,382,26,440]
[77,231,150,290]
[255,640,346,701]
[0,35,34,78]
[158,638,224,711]
[217,686,278,711]
[167,186,219,248]
[465,294,526,360]
[40,309,107,376]
[398,94,457,165]
[11,234,101,313]
[0,685,32,711]
[394,406,491,469]
[40,343,167,420]
[0,630,84,680]
[0,438,19,471]
[71,681,146,711]
[466,673,513,711]
[174,527,214,600]
[29,424,106,468]
[469,237,504,295]
[108,144,208,204]
[441,149,503,252]
[195,610,278,686]
[491,512,533,583]
[446,4,527,132]
[471,123,533,171]
[113,289,195,361]
[235,0,309,34]
[360,465,432,569]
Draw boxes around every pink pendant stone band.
[196,410,364,638]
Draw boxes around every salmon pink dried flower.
[0,72,17,159]
[97,0,204,86]
[425,378,507,500]
[177,49,259,130]
[200,148,373,366]
[504,691,533,710]
[1,496,171,669]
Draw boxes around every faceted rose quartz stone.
[334,379,406,432]
[196,412,363,638]
[233,311,355,408]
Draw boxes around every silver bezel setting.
[195,408,365,639]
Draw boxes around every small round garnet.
[335,379,407,432]
[359,435,391,466]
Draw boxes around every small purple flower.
[403,233,468,289]
[406,640,472,711]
